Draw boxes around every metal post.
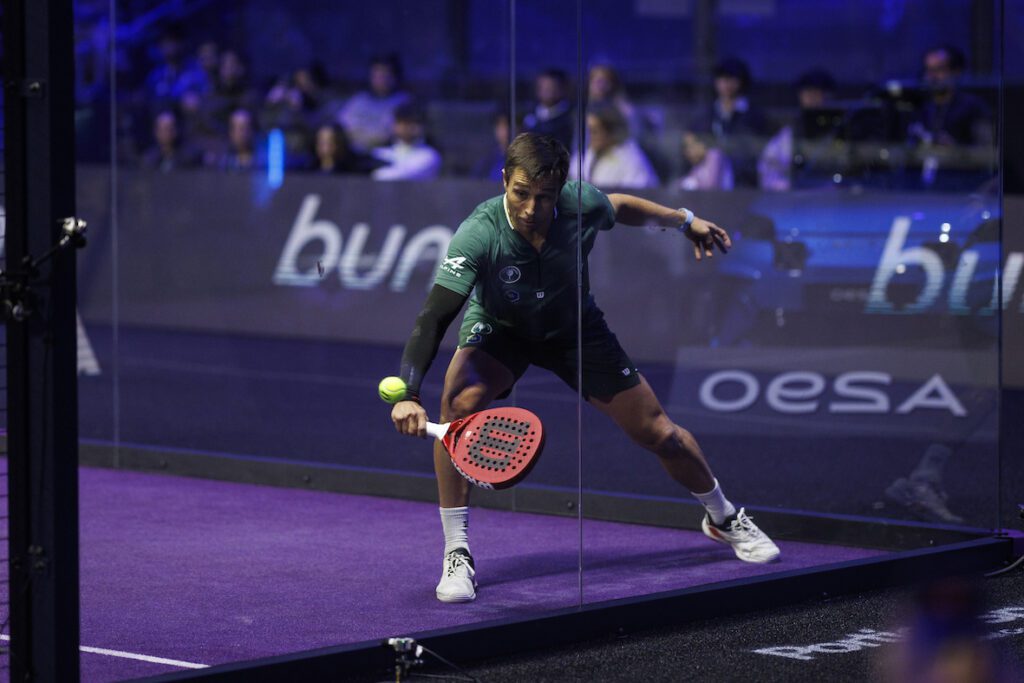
[693,0,718,107]
[3,0,81,679]
[970,0,995,75]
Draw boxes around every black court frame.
[3,0,81,680]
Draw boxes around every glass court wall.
[577,0,1003,604]
[70,0,1006,675]
[75,0,588,672]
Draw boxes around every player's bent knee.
[644,422,697,459]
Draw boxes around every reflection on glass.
[578,0,1002,605]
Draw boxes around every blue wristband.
[677,208,695,231]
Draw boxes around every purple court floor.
[77,466,885,681]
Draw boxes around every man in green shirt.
[392,133,779,603]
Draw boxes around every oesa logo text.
[699,370,967,416]
[272,195,453,291]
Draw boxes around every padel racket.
[425,407,545,490]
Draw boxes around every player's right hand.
[391,400,428,437]
[683,217,731,261]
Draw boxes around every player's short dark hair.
[503,132,569,188]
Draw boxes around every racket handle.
[425,421,450,440]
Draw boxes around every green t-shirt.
[434,180,617,342]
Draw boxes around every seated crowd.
[114,25,995,193]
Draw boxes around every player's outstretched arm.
[607,192,731,261]
[392,284,468,437]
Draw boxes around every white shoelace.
[730,512,762,539]
[445,552,472,577]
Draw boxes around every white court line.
[0,634,208,669]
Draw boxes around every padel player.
[391,133,779,603]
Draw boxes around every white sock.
[440,506,470,555]
[692,479,736,526]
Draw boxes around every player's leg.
[589,379,779,563]
[588,376,714,493]
[435,346,517,507]
[434,345,516,602]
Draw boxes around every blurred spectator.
[758,69,839,191]
[266,62,331,121]
[371,103,441,181]
[140,110,201,172]
[143,24,208,117]
[310,123,377,175]
[571,103,658,189]
[195,40,220,89]
[176,40,221,158]
[907,45,993,190]
[472,110,511,183]
[523,68,575,152]
[212,108,265,172]
[338,53,413,153]
[200,49,261,132]
[909,45,992,148]
[689,57,768,188]
[678,131,734,191]
[587,62,652,140]
[263,62,333,169]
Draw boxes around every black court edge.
[138,537,1012,683]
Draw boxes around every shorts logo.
[499,266,521,284]
[621,368,632,376]
[504,290,520,303]
[470,322,493,335]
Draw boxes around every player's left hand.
[683,217,731,261]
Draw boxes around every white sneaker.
[701,508,781,563]
[436,548,477,603]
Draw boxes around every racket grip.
[425,422,450,440]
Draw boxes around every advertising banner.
[75,168,1009,443]
[77,167,1010,355]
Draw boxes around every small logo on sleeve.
[440,255,468,278]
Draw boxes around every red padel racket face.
[442,407,545,490]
